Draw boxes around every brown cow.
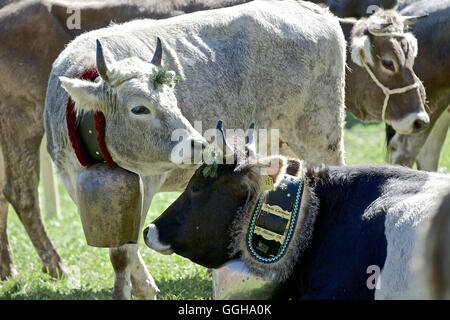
[309,0,450,171]
[340,10,429,134]
[0,0,249,283]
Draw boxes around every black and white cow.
[144,124,450,299]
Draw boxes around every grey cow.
[0,0,249,284]
[44,0,346,299]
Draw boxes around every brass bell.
[76,163,143,247]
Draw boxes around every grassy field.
[1,116,449,300]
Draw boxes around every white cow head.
[60,38,206,175]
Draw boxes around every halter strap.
[360,54,421,122]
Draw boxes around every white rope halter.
[359,31,422,122]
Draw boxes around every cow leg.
[416,106,450,171]
[109,244,160,300]
[0,148,17,280]
[1,133,68,279]
[0,192,15,280]
[109,244,135,300]
[110,175,165,300]
[130,250,159,300]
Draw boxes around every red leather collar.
[66,68,118,168]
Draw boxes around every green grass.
[1,115,449,300]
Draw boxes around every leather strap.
[66,68,118,168]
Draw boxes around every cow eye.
[381,59,395,72]
[131,105,150,115]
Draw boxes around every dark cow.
[144,124,450,299]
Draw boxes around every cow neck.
[66,68,118,168]
[230,159,319,282]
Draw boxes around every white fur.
[144,224,173,254]
[375,175,450,299]
[403,32,419,59]
[351,34,375,67]
[391,111,430,134]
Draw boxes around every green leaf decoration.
[202,162,218,179]
[150,64,180,89]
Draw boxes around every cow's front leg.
[109,244,159,300]
[109,244,135,300]
[130,249,159,300]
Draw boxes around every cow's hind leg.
[0,148,16,280]
[1,132,68,279]
[0,193,15,281]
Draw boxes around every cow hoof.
[0,265,18,281]
[132,281,159,300]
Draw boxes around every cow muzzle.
[170,135,208,168]
[391,111,430,134]
[143,224,173,255]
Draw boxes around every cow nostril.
[143,226,149,240]
[413,118,429,132]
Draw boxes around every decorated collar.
[247,173,304,263]
[65,68,118,168]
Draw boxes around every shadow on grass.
[156,274,212,300]
[0,278,111,300]
[1,273,212,300]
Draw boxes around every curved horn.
[403,14,428,28]
[96,39,109,82]
[151,37,162,67]
[216,120,232,156]
[245,122,256,158]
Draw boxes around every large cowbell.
[76,163,143,247]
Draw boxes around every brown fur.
[342,10,427,126]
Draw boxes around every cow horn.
[151,37,162,67]
[216,120,232,156]
[402,14,428,28]
[245,122,256,158]
[96,39,110,82]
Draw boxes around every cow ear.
[351,34,375,67]
[60,76,103,112]
[257,155,287,187]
